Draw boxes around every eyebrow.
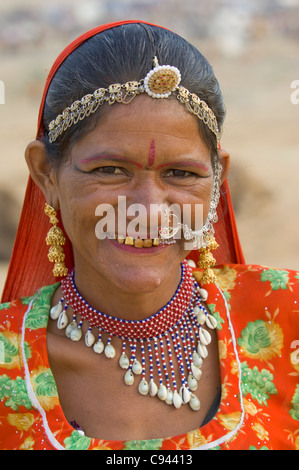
[79,154,143,169]
[79,154,210,172]
[155,160,210,172]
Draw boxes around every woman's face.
[52,96,215,295]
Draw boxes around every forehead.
[71,95,210,157]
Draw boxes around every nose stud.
[158,209,181,240]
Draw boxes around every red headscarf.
[1,20,244,303]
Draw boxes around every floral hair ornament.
[48,57,220,144]
[143,56,181,98]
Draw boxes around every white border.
[21,292,66,450]
[192,284,245,450]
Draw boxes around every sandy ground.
[0,29,299,297]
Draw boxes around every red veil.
[1,20,245,303]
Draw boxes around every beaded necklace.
[49,260,217,411]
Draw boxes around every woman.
[0,21,298,451]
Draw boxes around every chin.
[97,247,182,292]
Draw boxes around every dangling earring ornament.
[44,203,68,277]
[197,237,218,284]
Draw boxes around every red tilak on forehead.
[148,139,155,167]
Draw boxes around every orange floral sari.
[1,264,298,450]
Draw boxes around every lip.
[107,238,172,254]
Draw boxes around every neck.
[71,260,183,320]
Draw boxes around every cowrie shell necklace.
[50,260,217,411]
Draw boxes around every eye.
[163,169,197,178]
[92,166,125,175]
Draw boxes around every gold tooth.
[143,239,153,248]
[134,239,144,248]
[125,236,134,245]
[153,238,160,246]
[117,237,125,244]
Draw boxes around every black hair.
[42,23,225,168]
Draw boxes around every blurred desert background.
[0,0,298,297]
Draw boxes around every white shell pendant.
[197,342,208,358]
[65,320,77,338]
[199,328,212,346]
[197,311,207,325]
[192,351,203,368]
[157,384,167,401]
[104,343,116,359]
[180,386,191,404]
[191,363,202,381]
[149,380,158,397]
[198,288,208,301]
[187,374,198,391]
[93,340,104,354]
[132,359,142,375]
[50,303,63,320]
[165,389,173,405]
[173,391,183,409]
[124,370,134,386]
[206,314,218,329]
[193,306,206,325]
[70,327,83,342]
[193,305,201,315]
[57,310,68,329]
[85,329,96,347]
[138,379,149,395]
[187,259,196,267]
[189,393,201,411]
[119,354,130,369]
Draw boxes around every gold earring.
[44,203,68,277]
[197,236,218,284]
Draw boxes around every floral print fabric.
[0,264,298,450]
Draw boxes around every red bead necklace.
[49,260,218,411]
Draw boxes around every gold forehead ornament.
[48,57,220,144]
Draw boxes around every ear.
[217,147,230,184]
[25,140,59,208]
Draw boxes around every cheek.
[201,182,214,221]
[56,177,119,243]
[190,192,213,231]
[174,179,213,226]
[59,197,93,246]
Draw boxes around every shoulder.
[0,283,60,333]
[193,262,299,333]
[207,264,299,362]
[214,263,299,316]
[193,262,299,297]
[212,265,299,441]
[191,262,299,298]
[0,283,59,383]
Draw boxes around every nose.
[121,175,172,239]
